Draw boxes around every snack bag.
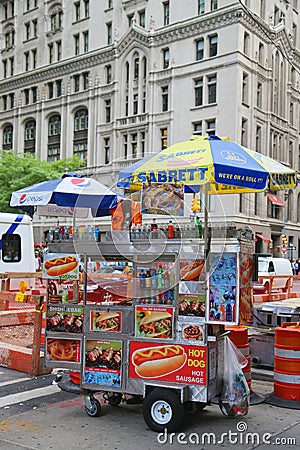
[219,336,250,417]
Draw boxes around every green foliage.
[0,151,85,213]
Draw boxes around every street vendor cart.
[44,226,252,431]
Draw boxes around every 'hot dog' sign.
[43,253,80,280]
[129,341,207,385]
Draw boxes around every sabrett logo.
[137,168,208,183]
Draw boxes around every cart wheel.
[85,397,101,417]
[143,388,185,432]
[107,392,122,406]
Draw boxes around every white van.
[0,213,35,273]
[257,257,293,293]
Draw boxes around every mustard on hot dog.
[44,256,78,277]
[132,345,187,378]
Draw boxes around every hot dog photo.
[43,253,79,279]
[131,344,187,378]
[180,259,204,281]
[135,306,174,339]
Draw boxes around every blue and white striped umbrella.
[10,173,120,217]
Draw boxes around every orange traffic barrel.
[225,326,252,394]
[40,299,46,347]
[274,322,300,402]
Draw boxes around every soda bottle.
[163,265,170,289]
[196,216,203,238]
[151,269,158,289]
[139,270,146,289]
[145,270,152,290]
[226,302,233,322]
[157,264,164,289]
[167,220,175,239]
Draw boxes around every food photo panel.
[177,316,206,344]
[135,305,174,339]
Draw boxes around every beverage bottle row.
[47,225,100,242]
[135,289,174,305]
[139,263,175,291]
[130,220,203,240]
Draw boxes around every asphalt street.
[0,367,299,450]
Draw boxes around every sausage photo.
[95,313,121,332]
[138,311,172,338]
[132,345,187,378]
[44,256,78,276]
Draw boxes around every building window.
[256,125,261,151]
[105,99,111,122]
[142,91,146,113]
[196,39,204,61]
[48,82,54,99]
[3,124,13,148]
[57,41,62,61]
[74,34,80,55]
[131,133,137,158]
[74,74,80,92]
[141,131,145,157]
[143,57,147,78]
[50,9,62,32]
[161,128,168,149]
[48,43,53,64]
[198,0,205,14]
[242,72,249,105]
[241,118,248,146]
[194,122,202,135]
[25,120,36,141]
[25,52,29,71]
[48,115,61,136]
[33,19,37,38]
[162,86,168,111]
[9,57,14,76]
[32,49,37,69]
[290,102,294,126]
[133,94,138,115]
[104,137,110,164]
[258,43,264,64]
[9,93,14,109]
[206,119,216,135]
[3,60,7,79]
[83,31,89,52]
[32,87,37,103]
[74,2,80,21]
[134,56,139,79]
[107,22,112,45]
[123,134,128,159]
[83,72,89,90]
[48,146,61,162]
[74,109,88,131]
[25,22,30,40]
[84,0,89,18]
[125,95,129,116]
[163,48,169,69]
[108,0,113,8]
[24,88,30,104]
[163,1,169,26]
[106,65,112,83]
[208,75,217,104]
[195,78,203,106]
[139,10,145,28]
[211,0,218,11]
[3,96,7,111]
[56,80,62,97]
[243,32,250,55]
[257,82,262,108]
[209,35,218,57]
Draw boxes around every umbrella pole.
[204,184,210,260]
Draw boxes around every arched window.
[47,114,61,161]
[49,4,63,32]
[3,124,13,150]
[133,53,139,79]
[73,108,88,163]
[24,119,36,154]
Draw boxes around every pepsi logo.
[19,194,27,204]
[71,178,91,188]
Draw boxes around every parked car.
[253,257,293,294]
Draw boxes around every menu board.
[43,253,80,280]
[90,310,122,333]
[46,305,83,333]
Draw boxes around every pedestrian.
[35,251,41,271]
[295,260,299,275]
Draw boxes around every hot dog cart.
[44,226,253,431]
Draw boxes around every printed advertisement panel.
[141,183,184,216]
[84,339,122,387]
[129,341,207,385]
[207,253,238,325]
[46,337,81,363]
[135,305,174,339]
[46,305,83,333]
[43,253,80,280]
[90,310,122,333]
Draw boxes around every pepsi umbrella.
[10,173,121,217]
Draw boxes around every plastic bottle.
[196,216,203,238]
[157,264,164,289]
[167,220,175,239]
[151,269,158,289]
[163,265,170,289]
[226,302,233,322]
[145,270,152,290]
[94,225,100,241]
[139,270,146,289]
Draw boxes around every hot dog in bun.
[138,312,172,338]
[95,312,120,331]
[44,256,78,277]
[180,260,204,281]
[132,345,186,378]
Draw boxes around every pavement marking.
[0,377,31,388]
[0,384,60,408]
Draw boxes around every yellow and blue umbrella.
[117,136,296,193]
